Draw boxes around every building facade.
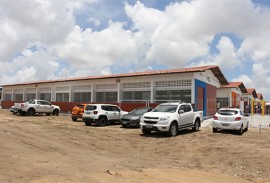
[1,65,228,117]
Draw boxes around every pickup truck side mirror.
[179,110,185,114]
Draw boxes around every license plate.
[222,123,229,126]
[122,121,127,124]
[145,124,153,129]
[86,112,90,115]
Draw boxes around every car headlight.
[159,116,170,121]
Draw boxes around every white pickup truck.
[14,99,60,116]
[140,102,203,136]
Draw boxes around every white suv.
[82,104,128,126]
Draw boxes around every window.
[122,91,150,102]
[218,109,238,115]
[96,92,117,103]
[217,98,229,108]
[111,106,120,112]
[85,105,97,111]
[5,94,12,101]
[26,93,36,101]
[74,92,91,102]
[56,93,69,102]
[153,105,178,113]
[155,90,191,103]
[15,94,23,101]
[40,93,51,101]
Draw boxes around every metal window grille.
[156,80,191,88]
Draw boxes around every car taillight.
[93,111,98,114]
[213,116,218,120]
[235,117,241,121]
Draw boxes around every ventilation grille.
[56,86,69,91]
[74,85,92,91]
[123,82,151,89]
[39,87,51,92]
[96,84,118,90]
[156,80,191,87]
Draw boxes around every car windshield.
[218,109,238,115]
[85,105,97,111]
[130,108,151,115]
[152,105,178,113]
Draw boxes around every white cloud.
[1,0,270,99]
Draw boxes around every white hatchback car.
[212,108,249,135]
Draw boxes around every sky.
[0,0,270,100]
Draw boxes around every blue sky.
[0,0,270,100]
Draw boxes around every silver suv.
[82,104,128,126]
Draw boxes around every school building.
[0,65,230,117]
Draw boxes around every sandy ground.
[0,109,270,183]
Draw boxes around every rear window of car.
[76,105,85,109]
[218,110,238,115]
[85,105,97,111]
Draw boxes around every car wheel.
[245,122,249,132]
[212,127,218,133]
[237,124,243,135]
[52,109,59,116]
[84,121,92,126]
[142,129,151,135]
[168,122,178,137]
[27,108,35,116]
[192,119,200,132]
[121,124,127,128]
[45,113,51,116]
[98,117,107,127]
[72,118,77,122]
[20,111,26,116]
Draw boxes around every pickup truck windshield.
[152,105,178,113]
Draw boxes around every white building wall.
[1,72,217,103]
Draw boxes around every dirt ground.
[0,109,270,183]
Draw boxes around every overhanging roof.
[221,82,248,93]
[1,65,229,87]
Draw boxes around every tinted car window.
[185,105,191,112]
[43,101,51,105]
[218,110,238,115]
[101,106,110,111]
[85,105,97,110]
[111,106,120,112]
[28,100,35,104]
[77,105,85,109]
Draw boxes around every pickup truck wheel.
[212,127,218,133]
[27,108,35,116]
[20,111,26,116]
[168,122,178,137]
[98,117,106,127]
[192,120,200,132]
[52,109,59,116]
[142,129,151,135]
[72,117,77,122]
